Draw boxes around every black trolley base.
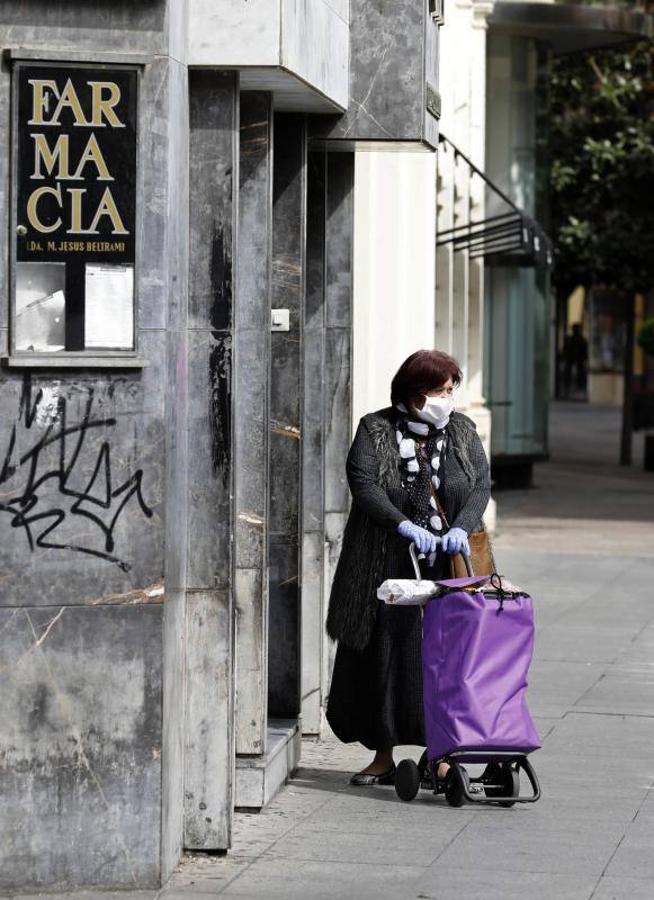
[395,750,541,807]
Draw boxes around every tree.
[548,36,654,462]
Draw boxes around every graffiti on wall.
[0,375,153,572]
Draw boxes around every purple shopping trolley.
[395,543,542,807]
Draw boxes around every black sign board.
[16,64,137,264]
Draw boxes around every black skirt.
[326,550,449,751]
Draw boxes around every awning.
[436,133,553,268]
[488,2,654,56]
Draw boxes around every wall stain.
[87,582,164,606]
[209,338,231,488]
[209,219,231,332]
[270,420,301,439]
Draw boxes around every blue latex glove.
[397,520,438,554]
[440,527,470,556]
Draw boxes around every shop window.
[6,60,142,365]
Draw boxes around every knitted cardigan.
[325,406,491,651]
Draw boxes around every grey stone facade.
[0,1,183,889]
[0,0,441,890]
[314,0,440,147]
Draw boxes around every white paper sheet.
[15,262,66,351]
[84,263,134,349]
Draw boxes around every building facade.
[435,0,495,474]
[482,0,653,485]
[0,0,443,890]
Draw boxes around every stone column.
[301,150,355,733]
[322,152,355,702]
[161,49,191,878]
[267,113,307,719]
[301,149,327,734]
[184,69,238,851]
[233,92,273,755]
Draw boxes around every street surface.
[11,403,654,900]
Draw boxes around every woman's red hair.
[390,349,462,408]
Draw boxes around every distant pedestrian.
[562,323,588,397]
[325,349,491,786]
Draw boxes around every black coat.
[326,406,491,651]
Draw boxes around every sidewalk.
[13,403,654,900]
[493,401,654,555]
[156,403,654,900]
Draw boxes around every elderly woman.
[326,349,491,785]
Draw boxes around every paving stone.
[535,624,640,664]
[527,660,606,718]
[591,874,654,899]
[220,858,423,899]
[259,824,452,867]
[605,795,654,880]
[615,624,654,665]
[433,812,626,876]
[415,867,596,900]
[574,667,654,717]
[162,861,250,896]
[302,793,468,830]
[11,895,157,900]
[541,713,654,762]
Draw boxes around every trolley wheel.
[480,762,504,798]
[445,765,468,807]
[481,762,520,807]
[498,764,520,808]
[481,761,520,806]
[395,759,421,802]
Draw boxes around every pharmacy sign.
[15,64,137,264]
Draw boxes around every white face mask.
[412,394,454,428]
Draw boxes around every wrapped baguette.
[377,579,440,606]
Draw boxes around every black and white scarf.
[393,401,450,566]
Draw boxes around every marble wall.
[314,0,440,146]
[234,92,273,755]
[268,113,307,718]
[0,4,182,887]
[281,0,349,109]
[0,0,168,61]
[303,152,355,730]
[0,0,441,888]
[184,69,237,852]
[301,151,327,733]
[188,0,349,111]
[268,143,354,736]
[0,604,163,889]
[161,47,190,881]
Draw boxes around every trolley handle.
[409,539,474,579]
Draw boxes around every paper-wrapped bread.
[377,579,440,606]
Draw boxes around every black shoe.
[349,764,396,786]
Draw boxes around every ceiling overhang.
[488,2,654,55]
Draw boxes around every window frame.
[429,0,445,27]
[4,51,148,369]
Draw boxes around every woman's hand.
[441,527,470,556]
[397,520,438,554]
